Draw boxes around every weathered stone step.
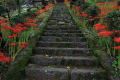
[31,55,98,67]
[36,42,87,48]
[40,36,86,42]
[32,47,91,56]
[43,30,80,33]
[45,26,77,30]
[48,18,72,22]
[42,33,83,37]
[50,17,72,19]
[25,64,106,80]
[48,19,73,23]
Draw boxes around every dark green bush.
[85,5,101,27]
[0,2,7,17]
[117,1,120,6]
[10,10,37,25]
[85,5,100,17]
[80,2,90,11]
[104,11,120,30]
[73,0,85,6]
[97,0,114,3]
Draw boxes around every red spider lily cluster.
[35,3,53,18]
[65,0,120,53]
[0,3,53,62]
[71,4,88,18]
[97,1,119,16]
[0,52,11,63]
[64,0,70,5]
[94,22,120,50]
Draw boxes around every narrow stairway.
[25,3,107,80]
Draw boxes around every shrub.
[104,11,120,30]
[85,5,100,17]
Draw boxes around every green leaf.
[95,50,105,54]
[112,60,117,67]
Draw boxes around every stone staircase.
[25,3,107,80]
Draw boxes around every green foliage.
[10,9,37,25]
[85,5,101,27]
[0,2,7,17]
[117,1,120,6]
[6,48,32,80]
[95,50,105,54]
[85,5,100,17]
[80,2,90,11]
[104,11,120,30]
[73,0,85,6]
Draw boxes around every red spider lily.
[39,9,46,13]
[89,19,95,21]
[25,18,35,23]
[12,23,24,33]
[0,52,4,57]
[75,6,81,12]
[22,27,28,30]
[64,0,70,4]
[8,34,18,38]
[24,23,37,27]
[9,43,16,46]
[98,30,114,37]
[45,3,53,11]
[94,16,103,19]
[0,57,11,63]
[45,6,49,11]
[72,4,76,8]
[89,16,92,18]
[114,30,120,33]
[35,11,39,15]
[12,27,23,33]
[15,23,23,27]
[81,12,88,17]
[19,45,26,48]
[100,12,108,16]
[96,3,103,6]
[94,23,108,31]
[3,26,13,31]
[80,21,82,23]
[114,37,120,43]
[113,6,120,9]
[19,42,27,48]
[112,46,120,50]
[21,42,27,45]
[35,28,39,31]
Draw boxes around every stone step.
[32,47,92,56]
[48,19,73,23]
[43,30,80,33]
[25,64,106,80]
[42,33,83,37]
[40,36,86,42]
[31,55,99,67]
[45,26,77,30]
[36,42,87,48]
[45,28,77,31]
